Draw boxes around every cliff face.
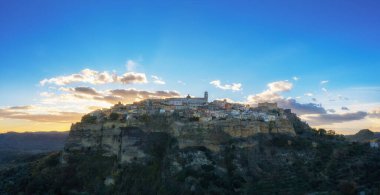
[4,106,380,194]
[64,105,298,163]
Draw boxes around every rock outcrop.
[64,103,301,163]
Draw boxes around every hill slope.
[0,131,68,167]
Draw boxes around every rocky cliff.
[2,104,380,194]
[64,105,297,163]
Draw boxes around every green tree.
[318,129,327,136]
[109,112,120,121]
[81,114,97,124]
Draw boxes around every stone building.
[164,91,208,109]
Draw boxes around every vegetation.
[81,114,97,124]
[109,112,120,121]
[1,133,379,194]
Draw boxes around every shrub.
[81,114,97,124]
[109,112,120,121]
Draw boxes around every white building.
[164,91,208,109]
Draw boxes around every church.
[164,91,208,109]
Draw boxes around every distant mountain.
[345,129,380,142]
[0,131,68,166]
[0,131,68,152]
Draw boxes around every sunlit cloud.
[210,80,242,91]
[247,80,292,104]
[56,86,180,104]
[320,80,329,84]
[0,106,83,123]
[151,75,166,85]
[40,68,147,86]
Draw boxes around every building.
[258,102,278,110]
[164,91,208,109]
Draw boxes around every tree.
[318,129,327,136]
[81,114,97,124]
[327,130,336,136]
[109,112,120,121]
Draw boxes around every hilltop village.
[90,91,292,125]
[7,92,380,195]
[66,91,298,163]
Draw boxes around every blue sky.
[1,0,380,133]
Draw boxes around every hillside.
[1,102,380,194]
[345,129,380,143]
[0,131,68,167]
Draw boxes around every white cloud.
[125,60,138,71]
[304,93,313,97]
[66,87,180,104]
[151,75,166,85]
[118,72,148,84]
[267,81,292,92]
[210,80,242,91]
[292,76,299,81]
[40,92,54,97]
[40,68,147,86]
[247,80,292,104]
[177,80,186,85]
[321,80,329,84]
[322,87,327,92]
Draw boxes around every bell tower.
[204,91,208,102]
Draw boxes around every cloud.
[118,72,147,84]
[327,109,336,113]
[245,80,329,116]
[247,80,292,104]
[8,105,33,110]
[341,106,350,111]
[104,89,180,104]
[210,80,242,91]
[0,107,83,123]
[61,87,181,104]
[304,93,313,97]
[177,80,186,85]
[321,80,329,84]
[40,92,54,97]
[306,111,368,125]
[312,98,317,102]
[247,90,283,104]
[125,60,138,71]
[267,81,292,92]
[368,109,380,118]
[71,87,99,96]
[338,95,349,101]
[278,99,327,115]
[151,75,166,85]
[322,88,327,92]
[292,76,299,81]
[40,68,147,86]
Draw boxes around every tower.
[204,91,208,102]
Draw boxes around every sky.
[0,0,380,134]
